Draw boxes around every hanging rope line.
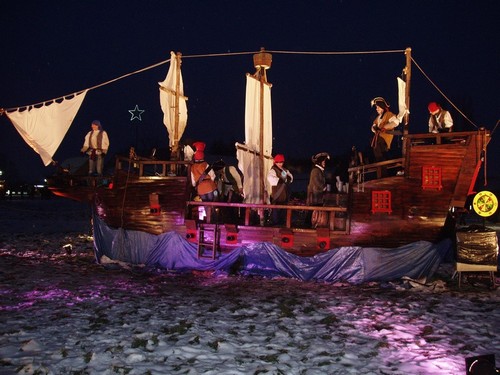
[268,49,405,55]
[1,58,173,113]
[411,56,479,129]
[1,48,406,113]
[1,47,478,133]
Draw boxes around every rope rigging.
[0,48,487,132]
[0,48,405,113]
[411,56,479,129]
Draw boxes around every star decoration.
[128,105,145,121]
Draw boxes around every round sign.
[472,191,498,217]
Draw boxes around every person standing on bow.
[81,120,110,176]
[306,152,330,228]
[428,102,453,133]
[370,97,400,163]
[267,154,293,225]
[190,141,218,222]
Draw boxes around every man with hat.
[81,120,110,176]
[267,154,293,225]
[213,159,244,223]
[213,159,244,203]
[190,141,218,221]
[306,152,330,228]
[428,102,453,133]
[370,97,400,163]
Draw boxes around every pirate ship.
[39,48,493,259]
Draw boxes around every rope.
[2,58,172,113]
[411,56,479,129]
[267,49,405,55]
[1,48,405,113]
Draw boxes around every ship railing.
[347,131,480,183]
[186,200,349,232]
[347,158,404,181]
[406,131,472,146]
[115,156,191,178]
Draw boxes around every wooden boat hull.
[48,131,491,256]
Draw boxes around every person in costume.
[190,141,217,202]
[190,141,218,222]
[370,97,400,163]
[428,102,453,133]
[307,152,330,206]
[306,152,330,228]
[213,160,244,203]
[81,120,110,176]
[267,154,293,225]
[213,159,244,223]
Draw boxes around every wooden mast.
[402,47,412,158]
[172,52,182,161]
[253,48,272,203]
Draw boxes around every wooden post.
[403,47,412,158]
[172,52,182,161]
[259,73,265,204]
[253,48,272,204]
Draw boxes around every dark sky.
[1,1,499,187]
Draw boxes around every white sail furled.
[397,77,408,121]
[236,144,274,204]
[244,74,273,154]
[6,90,88,166]
[236,74,273,204]
[159,51,188,151]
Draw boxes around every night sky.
[1,1,499,188]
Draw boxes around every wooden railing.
[115,156,191,178]
[347,131,484,183]
[348,158,403,181]
[186,200,349,232]
[405,131,472,145]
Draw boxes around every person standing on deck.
[213,160,244,203]
[370,97,400,163]
[190,141,218,222]
[267,154,293,225]
[213,159,244,223]
[81,120,110,176]
[428,102,453,133]
[306,152,330,228]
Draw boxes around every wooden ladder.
[197,223,221,260]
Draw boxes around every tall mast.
[252,48,272,203]
[172,52,182,160]
[402,47,412,158]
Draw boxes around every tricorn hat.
[212,159,226,171]
[370,97,390,110]
[312,152,330,164]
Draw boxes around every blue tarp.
[93,213,451,284]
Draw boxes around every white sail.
[237,144,273,205]
[6,90,87,166]
[244,74,273,154]
[159,51,188,149]
[397,77,408,121]
[237,74,273,204]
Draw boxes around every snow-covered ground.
[1,197,499,374]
